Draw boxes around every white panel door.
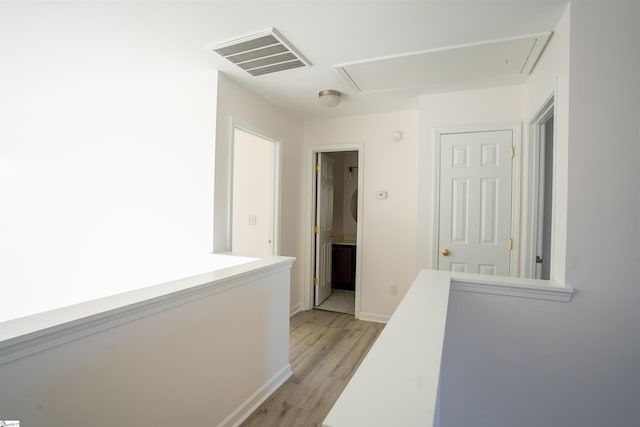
[315,153,334,306]
[438,130,513,275]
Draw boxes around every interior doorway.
[231,126,280,256]
[533,103,554,279]
[521,95,556,279]
[309,147,362,317]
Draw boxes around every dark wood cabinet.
[332,244,356,290]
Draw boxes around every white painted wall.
[232,129,274,255]
[304,112,419,318]
[215,74,305,311]
[438,2,640,425]
[0,2,218,314]
[0,262,292,427]
[417,85,525,271]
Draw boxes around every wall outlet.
[375,191,388,200]
[390,285,399,296]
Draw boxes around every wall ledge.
[450,272,574,302]
[0,257,295,366]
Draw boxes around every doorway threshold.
[316,289,355,315]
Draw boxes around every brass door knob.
[330,232,336,238]
[441,248,450,256]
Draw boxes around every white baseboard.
[289,302,304,317]
[357,311,390,324]
[218,363,292,427]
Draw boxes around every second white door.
[438,130,514,275]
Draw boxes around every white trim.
[431,122,522,276]
[357,312,390,324]
[0,257,295,366]
[305,144,364,319]
[450,272,573,302]
[523,93,555,279]
[218,363,293,427]
[289,302,304,317]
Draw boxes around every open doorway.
[535,113,554,280]
[231,126,280,256]
[310,147,362,317]
[525,95,555,279]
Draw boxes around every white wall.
[438,2,640,425]
[0,262,292,427]
[215,74,305,312]
[417,85,525,270]
[304,111,419,318]
[0,2,218,315]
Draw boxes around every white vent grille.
[210,28,311,76]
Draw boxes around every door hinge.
[315,163,321,172]
[511,146,515,158]
[313,225,319,234]
[313,277,319,286]
[508,238,513,250]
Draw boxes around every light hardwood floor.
[241,309,384,427]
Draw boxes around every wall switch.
[248,214,257,225]
[391,285,399,296]
[375,191,388,200]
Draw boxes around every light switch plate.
[375,191,388,200]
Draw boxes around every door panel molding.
[431,122,521,276]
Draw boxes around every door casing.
[523,94,555,279]
[305,144,364,318]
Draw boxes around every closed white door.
[315,153,334,305]
[438,130,513,275]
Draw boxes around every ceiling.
[200,0,569,120]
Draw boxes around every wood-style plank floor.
[241,309,385,427]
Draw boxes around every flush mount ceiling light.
[318,90,342,108]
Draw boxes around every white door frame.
[230,119,282,255]
[431,123,521,276]
[305,143,364,318]
[522,94,555,278]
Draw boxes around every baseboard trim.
[290,302,304,317]
[358,311,390,324]
[218,363,292,427]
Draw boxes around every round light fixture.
[318,89,342,108]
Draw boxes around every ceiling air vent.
[210,28,311,76]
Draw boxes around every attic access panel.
[335,33,551,94]
[210,28,311,76]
